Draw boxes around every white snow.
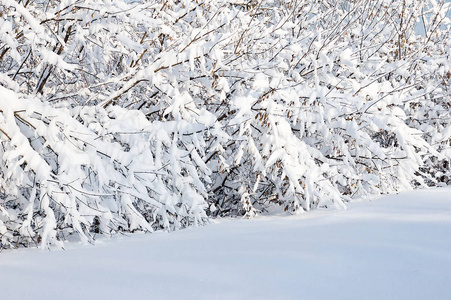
[0,188,450,300]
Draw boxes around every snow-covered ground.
[1,188,450,300]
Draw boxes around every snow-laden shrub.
[0,87,209,248]
[203,0,451,214]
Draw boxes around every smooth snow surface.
[1,188,450,300]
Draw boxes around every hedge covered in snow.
[1,0,450,248]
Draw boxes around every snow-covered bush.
[1,0,451,248]
[0,87,210,248]
[204,0,451,214]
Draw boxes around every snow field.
[0,187,450,300]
